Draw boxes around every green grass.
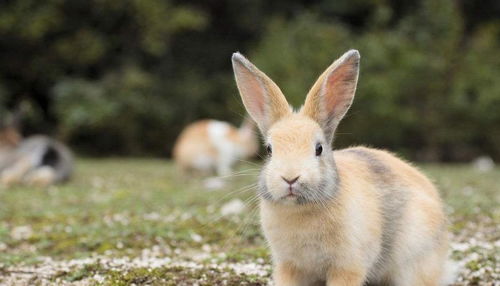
[0,159,498,285]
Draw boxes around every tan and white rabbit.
[173,117,258,176]
[232,50,452,286]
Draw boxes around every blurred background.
[1,1,499,284]
[0,0,499,161]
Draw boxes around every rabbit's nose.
[282,176,300,185]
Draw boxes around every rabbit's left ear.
[301,50,360,143]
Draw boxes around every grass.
[0,159,498,285]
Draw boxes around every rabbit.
[173,117,258,176]
[231,50,453,286]
[0,116,73,187]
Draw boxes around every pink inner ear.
[237,69,267,119]
[324,63,356,119]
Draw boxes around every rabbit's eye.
[315,143,323,156]
[266,144,272,155]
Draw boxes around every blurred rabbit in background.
[173,116,258,176]
[0,112,73,187]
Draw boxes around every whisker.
[236,159,262,167]
[208,183,258,209]
[209,169,260,180]
[196,184,259,231]
[219,197,260,252]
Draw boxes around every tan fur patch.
[173,120,218,174]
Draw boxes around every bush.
[249,0,500,161]
[1,0,499,160]
[53,66,173,155]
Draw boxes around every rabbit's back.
[335,146,448,283]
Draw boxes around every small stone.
[220,199,245,216]
[203,177,226,190]
[472,156,495,172]
[191,233,203,243]
[10,225,33,240]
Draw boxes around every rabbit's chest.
[279,234,333,270]
[262,214,342,274]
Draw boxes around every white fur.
[207,120,240,175]
[191,154,214,171]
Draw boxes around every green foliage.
[253,14,353,106]
[0,0,499,159]
[53,66,173,155]
[451,24,500,158]
[0,85,6,117]
[251,0,500,160]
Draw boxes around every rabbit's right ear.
[232,53,291,134]
[301,50,360,143]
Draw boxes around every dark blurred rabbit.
[0,111,73,187]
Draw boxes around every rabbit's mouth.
[277,185,314,204]
[279,192,306,205]
[283,191,299,200]
[285,186,298,197]
[258,171,338,205]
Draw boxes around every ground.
[0,159,498,285]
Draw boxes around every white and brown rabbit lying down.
[0,124,73,187]
[232,50,454,285]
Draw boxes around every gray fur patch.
[343,148,409,277]
[343,148,391,179]
[297,177,336,205]
[0,136,73,183]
